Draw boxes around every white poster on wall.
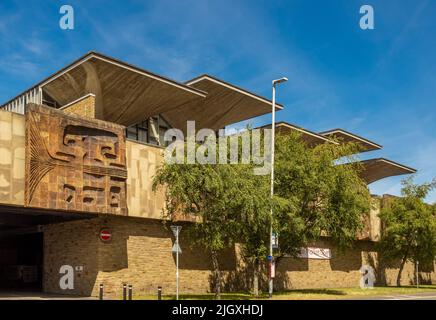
[298,247,332,260]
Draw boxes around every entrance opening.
[0,232,43,292]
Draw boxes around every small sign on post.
[99,228,111,242]
[272,232,279,249]
[170,225,182,237]
[172,243,182,254]
[269,262,276,279]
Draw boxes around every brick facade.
[43,216,237,297]
[42,216,436,298]
[0,108,433,298]
[61,94,96,118]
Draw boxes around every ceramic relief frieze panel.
[25,104,127,215]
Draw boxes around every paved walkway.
[0,291,96,300]
[1,291,436,300]
[347,292,436,300]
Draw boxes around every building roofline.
[185,74,284,110]
[359,157,417,173]
[319,128,382,150]
[1,51,208,108]
[259,121,337,144]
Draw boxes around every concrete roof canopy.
[319,128,382,153]
[10,52,283,132]
[183,74,284,132]
[39,52,207,127]
[259,121,336,147]
[357,158,417,184]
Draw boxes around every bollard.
[99,284,104,300]
[123,283,127,300]
[158,286,162,300]
[128,284,133,300]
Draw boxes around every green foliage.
[379,177,436,266]
[274,131,371,256]
[152,132,271,297]
[152,129,372,294]
[152,136,270,253]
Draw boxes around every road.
[0,291,96,300]
[349,292,436,300]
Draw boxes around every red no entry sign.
[100,228,111,242]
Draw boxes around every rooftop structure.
[1,51,281,134]
[270,122,416,184]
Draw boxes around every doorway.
[0,232,43,292]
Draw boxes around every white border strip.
[186,75,283,109]
[376,159,416,173]
[277,123,338,145]
[321,129,382,149]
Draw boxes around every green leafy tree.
[239,131,371,294]
[273,131,371,260]
[153,129,371,297]
[153,135,270,299]
[378,177,436,286]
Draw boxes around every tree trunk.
[253,259,260,297]
[211,250,221,299]
[397,254,408,287]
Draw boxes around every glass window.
[125,115,173,145]
[138,127,148,143]
[126,126,137,140]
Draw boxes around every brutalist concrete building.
[0,52,430,298]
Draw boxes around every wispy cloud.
[0,54,42,77]
[376,0,430,72]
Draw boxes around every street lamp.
[269,77,288,298]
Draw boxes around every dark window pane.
[138,128,148,143]
[126,126,137,140]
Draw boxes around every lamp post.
[269,77,288,298]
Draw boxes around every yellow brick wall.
[62,94,96,118]
[0,110,25,205]
[42,217,435,298]
[275,239,435,290]
[43,216,238,297]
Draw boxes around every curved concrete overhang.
[183,74,284,131]
[39,52,207,127]
[357,158,416,184]
[319,128,382,153]
[2,52,282,131]
[259,121,336,147]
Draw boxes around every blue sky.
[0,0,435,202]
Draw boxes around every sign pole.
[171,225,182,300]
[176,228,179,300]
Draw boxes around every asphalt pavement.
[347,292,436,300]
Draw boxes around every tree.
[238,131,371,294]
[152,134,270,299]
[273,131,371,260]
[153,129,371,297]
[378,177,436,286]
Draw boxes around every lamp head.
[272,77,288,85]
